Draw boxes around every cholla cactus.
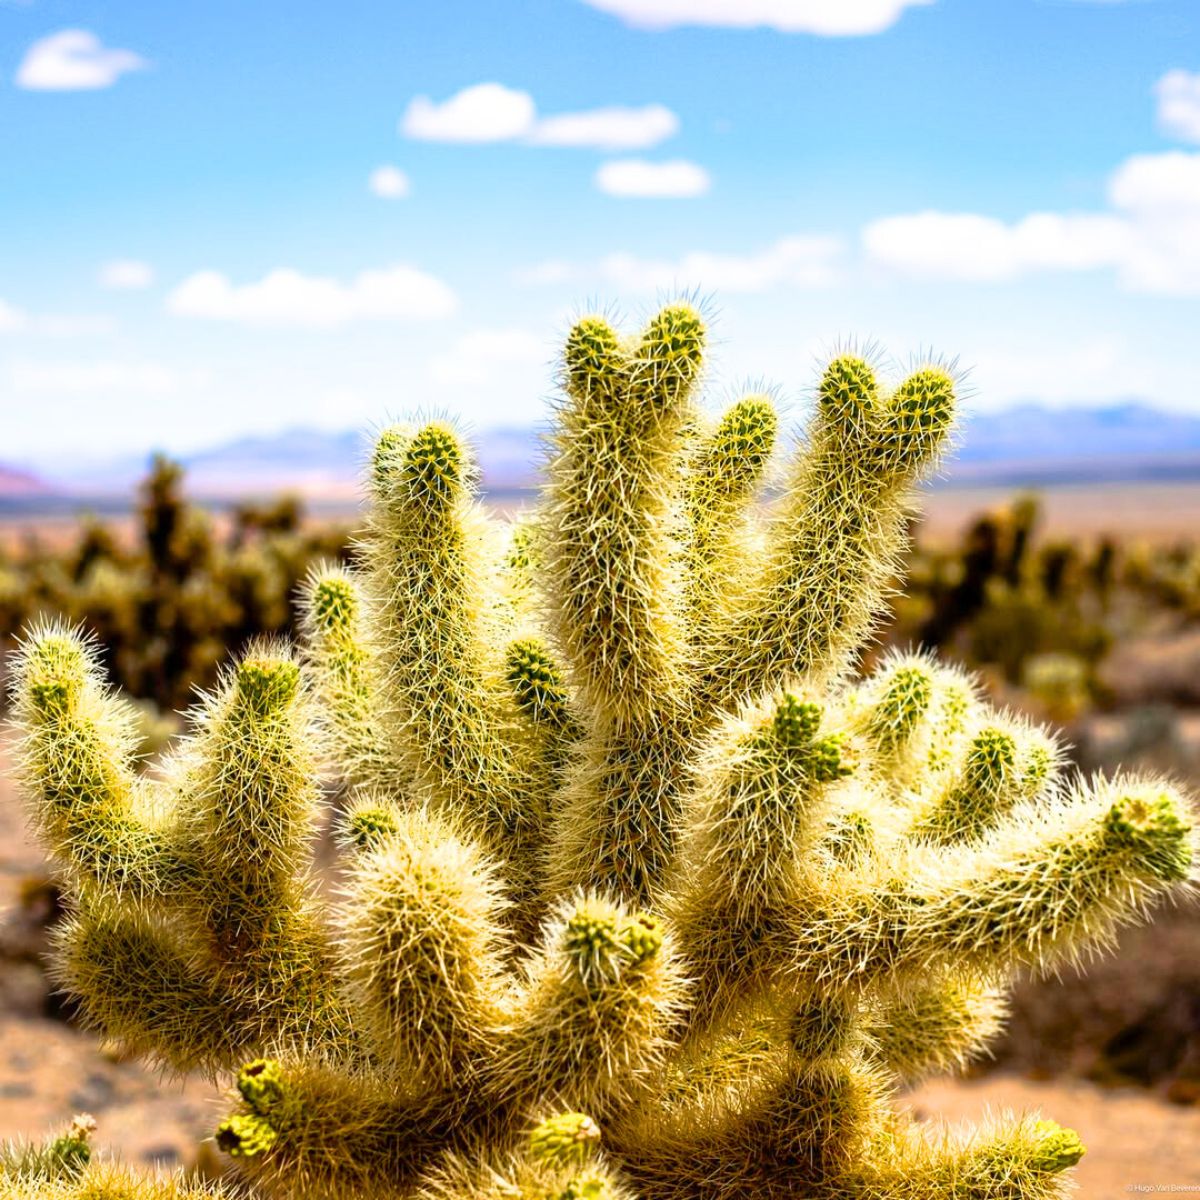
[10,302,1197,1200]
[0,1115,230,1200]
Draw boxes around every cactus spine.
[10,302,1197,1200]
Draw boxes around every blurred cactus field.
[0,456,351,715]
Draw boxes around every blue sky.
[1,0,1199,471]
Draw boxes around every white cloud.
[166,264,457,327]
[402,83,536,142]
[99,259,154,289]
[429,329,546,387]
[861,150,1200,294]
[0,300,115,337]
[401,84,679,150]
[8,360,178,395]
[968,339,1148,408]
[595,158,710,197]
[1156,70,1200,143]
[0,299,29,333]
[527,104,679,150]
[368,165,412,198]
[516,235,842,291]
[862,211,1130,281]
[578,0,933,35]
[1106,150,1200,293]
[600,235,843,290]
[15,29,146,91]
[513,260,575,286]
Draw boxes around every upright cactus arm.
[299,563,395,793]
[908,717,1061,845]
[363,422,533,856]
[488,897,687,1119]
[703,357,956,710]
[171,650,318,954]
[544,306,707,904]
[9,624,178,900]
[683,393,777,651]
[505,635,584,789]
[543,307,703,721]
[335,805,511,1086]
[668,688,855,1011]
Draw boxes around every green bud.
[237,1058,287,1116]
[236,658,299,715]
[215,1114,277,1158]
[529,1112,602,1168]
[1030,1120,1086,1173]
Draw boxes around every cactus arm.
[335,806,510,1085]
[858,1113,1084,1200]
[909,718,1062,845]
[51,907,241,1071]
[9,624,178,900]
[363,422,534,856]
[703,358,956,708]
[796,777,1196,988]
[167,648,349,1052]
[543,307,707,905]
[543,307,704,723]
[867,971,1009,1084]
[215,1058,449,1199]
[488,897,686,1119]
[171,653,318,947]
[299,563,396,793]
[683,393,777,651]
[668,688,855,1012]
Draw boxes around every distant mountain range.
[7,402,1200,507]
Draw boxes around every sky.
[1,0,1199,471]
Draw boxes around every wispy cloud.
[8,360,179,395]
[0,298,116,336]
[401,83,680,150]
[594,158,710,197]
[1157,70,1200,143]
[368,165,412,198]
[428,329,546,387]
[577,0,933,36]
[166,265,457,327]
[862,149,1200,294]
[15,29,147,91]
[99,260,155,290]
[527,104,679,150]
[518,234,843,291]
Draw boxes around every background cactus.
[0,456,350,712]
[9,302,1198,1200]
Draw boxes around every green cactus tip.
[215,1113,278,1158]
[1030,1120,1086,1173]
[1104,789,1193,881]
[237,1058,287,1115]
[529,1112,602,1168]
[235,657,299,714]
